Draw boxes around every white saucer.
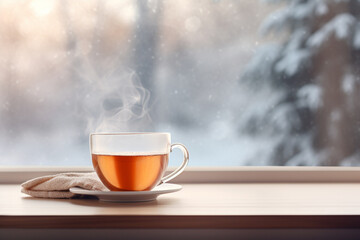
[69,183,182,202]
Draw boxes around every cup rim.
[90,132,170,137]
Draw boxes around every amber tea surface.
[92,153,169,191]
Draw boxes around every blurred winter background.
[1,0,360,166]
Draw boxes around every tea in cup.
[90,133,189,191]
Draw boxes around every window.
[1,0,359,167]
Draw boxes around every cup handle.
[160,143,189,184]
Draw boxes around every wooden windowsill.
[1,183,360,229]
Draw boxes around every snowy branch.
[260,0,328,36]
[297,84,322,110]
[241,44,281,83]
[353,22,360,49]
[307,13,356,48]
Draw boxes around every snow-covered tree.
[241,0,360,165]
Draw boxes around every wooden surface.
[1,183,360,228]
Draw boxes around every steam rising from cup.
[86,69,151,133]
